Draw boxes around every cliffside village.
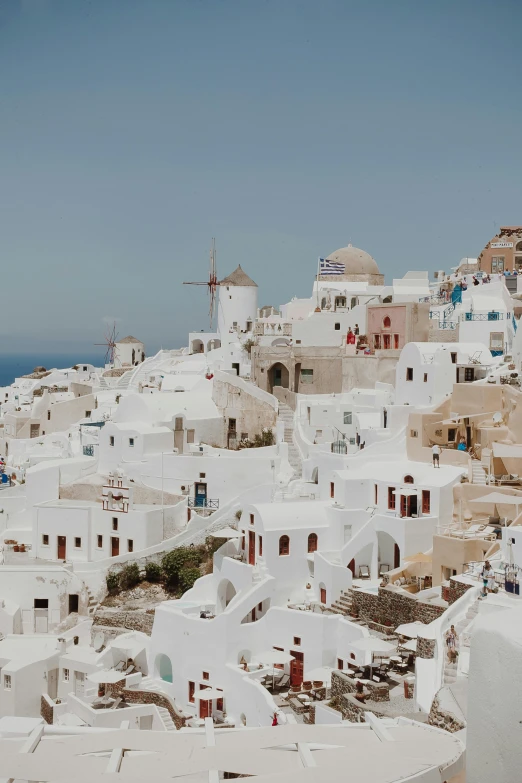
[2,229,522,783]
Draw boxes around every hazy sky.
[2,0,522,356]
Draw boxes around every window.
[109,436,115,447]
[492,256,505,271]
[300,369,314,384]
[423,373,428,383]
[228,418,236,432]
[293,637,301,646]
[241,432,248,440]
[490,332,504,351]
[448,428,456,442]
[250,514,254,525]
[83,366,87,372]
[97,535,103,548]
[273,646,284,670]
[335,296,346,309]
[337,658,344,670]
[410,429,418,438]
[374,484,378,505]
[351,297,357,309]
[47,410,51,420]
[258,602,263,611]
[393,334,399,349]
[4,675,11,690]
[74,537,82,548]
[128,438,134,447]
[259,535,263,556]
[464,367,475,382]
[383,334,391,349]
[343,411,352,425]
[187,429,195,443]
[404,475,414,484]
[406,367,413,381]
[112,518,118,531]
[388,486,396,510]
[330,482,335,499]
[85,411,91,418]
[63,668,70,682]
[422,490,431,514]
[175,417,183,431]
[188,681,195,703]
[202,671,209,681]
[42,534,49,546]
[383,316,391,329]
[308,533,318,553]
[374,334,381,349]
[199,473,206,479]
[279,535,290,556]
[334,322,340,330]
[128,539,134,553]
[451,353,457,364]
[295,339,301,344]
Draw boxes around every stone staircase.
[278,403,302,478]
[443,600,479,685]
[131,676,177,731]
[86,587,98,617]
[327,589,353,616]
[471,460,487,485]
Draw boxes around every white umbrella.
[395,621,426,638]
[208,527,239,539]
[400,638,417,653]
[194,687,225,700]
[257,650,296,688]
[304,666,334,686]
[87,669,126,684]
[352,637,396,675]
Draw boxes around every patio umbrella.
[400,638,417,653]
[304,666,334,687]
[207,527,239,538]
[395,621,425,638]
[257,650,296,688]
[404,552,432,563]
[87,669,126,684]
[194,687,225,700]
[352,637,396,675]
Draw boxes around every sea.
[0,354,103,387]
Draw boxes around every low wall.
[272,386,297,410]
[428,692,466,733]
[448,578,472,605]
[92,607,155,637]
[417,637,436,659]
[350,586,445,628]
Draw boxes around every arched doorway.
[207,339,221,351]
[191,339,204,354]
[377,531,399,574]
[217,579,237,613]
[268,362,289,393]
[311,467,319,484]
[155,653,173,683]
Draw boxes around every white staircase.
[157,706,176,731]
[443,599,479,685]
[471,460,487,485]
[278,403,302,478]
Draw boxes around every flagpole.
[316,257,320,309]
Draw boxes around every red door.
[199,698,211,719]
[400,495,408,517]
[320,587,327,604]
[348,559,355,576]
[111,537,120,557]
[57,536,66,560]
[290,651,304,687]
[394,544,401,569]
[248,530,255,566]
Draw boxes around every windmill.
[95,322,118,366]
[183,238,219,329]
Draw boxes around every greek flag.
[319,257,345,276]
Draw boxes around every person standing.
[432,443,441,468]
[445,625,459,662]
[383,407,388,429]
[354,324,360,336]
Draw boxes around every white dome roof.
[326,244,380,276]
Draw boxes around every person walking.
[432,443,441,468]
[445,625,459,663]
[457,437,467,452]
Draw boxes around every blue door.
[195,483,207,508]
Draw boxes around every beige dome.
[326,244,380,276]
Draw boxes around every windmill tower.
[183,239,219,330]
[95,323,118,367]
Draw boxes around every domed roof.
[325,244,380,276]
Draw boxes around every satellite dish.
[93,632,105,653]
[492,411,503,425]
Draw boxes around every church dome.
[325,244,380,276]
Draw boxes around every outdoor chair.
[359,565,370,579]
[109,697,122,710]
[274,673,289,688]
[379,564,389,576]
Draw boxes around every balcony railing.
[188,498,220,509]
[83,445,95,456]
[462,312,504,321]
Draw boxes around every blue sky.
[2,0,521,356]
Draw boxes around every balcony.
[188,497,219,509]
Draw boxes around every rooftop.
[219,265,257,287]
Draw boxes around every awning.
[194,687,225,700]
[471,492,522,506]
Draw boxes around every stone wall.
[350,586,445,629]
[120,687,186,729]
[428,693,466,733]
[331,670,389,704]
[342,693,386,723]
[417,637,436,659]
[92,606,155,637]
[448,578,472,605]
[41,694,54,724]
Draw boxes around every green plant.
[106,571,120,594]
[239,428,275,449]
[145,562,162,583]
[235,509,243,521]
[178,566,201,593]
[242,338,257,357]
[119,563,141,590]
[162,547,202,588]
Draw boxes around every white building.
[114,336,145,368]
